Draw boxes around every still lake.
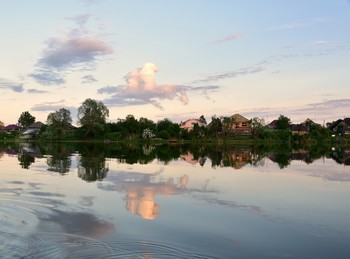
[1,142,349,258]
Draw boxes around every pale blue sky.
[1,0,349,125]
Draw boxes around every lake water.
[1,142,349,258]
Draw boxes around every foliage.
[250,117,265,138]
[142,128,155,139]
[77,144,109,182]
[158,130,170,139]
[46,108,72,139]
[139,117,156,132]
[78,98,109,138]
[0,120,4,129]
[123,114,140,138]
[156,118,180,138]
[221,116,236,137]
[18,111,35,128]
[208,116,222,138]
[276,115,291,130]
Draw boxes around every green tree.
[124,114,140,138]
[139,117,156,132]
[250,117,265,138]
[18,111,35,128]
[221,116,235,137]
[276,115,291,130]
[0,120,4,129]
[156,118,180,138]
[78,98,109,137]
[208,116,222,138]
[46,108,72,139]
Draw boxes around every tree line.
[0,98,347,143]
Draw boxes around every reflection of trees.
[269,153,291,169]
[78,156,108,182]
[17,143,43,169]
[205,147,253,169]
[47,156,71,174]
[18,150,35,169]
[77,144,109,182]
[156,145,181,164]
[46,144,72,174]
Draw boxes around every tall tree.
[276,115,291,130]
[46,108,72,138]
[156,118,180,138]
[221,116,235,137]
[78,98,109,137]
[208,116,222,138]
[250,117,265,138]
[124,114,140,138]
[18,111,35,128]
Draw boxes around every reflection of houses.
[330,149,350,166]
[224,150,252,169]
[229,114,251,134]
[290,149,312,163]
[21,121,44,139]
[21,143,43,158]
[180,119,206,131]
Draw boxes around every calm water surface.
[0,143,349,258]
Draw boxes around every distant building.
[228,114,251,134]
[1,124,21,134]
[20,121,45,139]
[267,120,278,129]
[291,124,309,135]
[329,118,350,136]
[180,119,206,131]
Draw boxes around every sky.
[0,0,349,126]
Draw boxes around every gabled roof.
[267,120,278,128]
[22,128,40,135]
[3,124,20,130]
[291,124,309,131]
[343,118,350,126]
[329,119,343,130]
[28,121,44,129]
[229,114,249,123]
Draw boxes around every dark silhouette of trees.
[276,115,291,130]
[18,111,35,129]
[78,98,109,138]
[46,108,72,139]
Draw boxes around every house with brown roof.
[267,120,278,129]
[228,114,251,134]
